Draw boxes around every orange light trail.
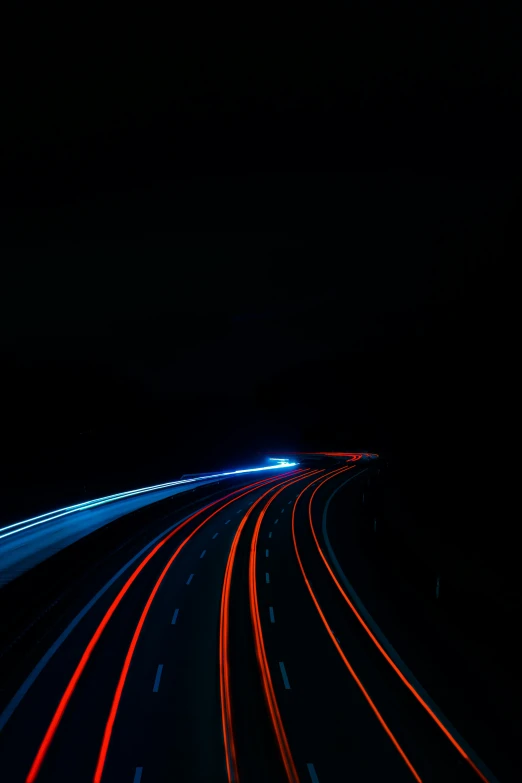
[26,469,300,783]
[292,468,423,783]
[307,471,492,783]
[220,470,321,783]
[93,468,304,783]
[247,476,326,783]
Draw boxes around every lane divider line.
[213,533,219,539]
[133,767,143,783]
[186,574,194,585]
[269,607,275,624]
[171,609,179,625]
[152,664,163,693]
[279,662,290,690]
[200,550,207,559]
[266,573,270,584]
[306,762,319,782]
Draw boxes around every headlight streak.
[0,463,298,541]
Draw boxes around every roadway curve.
[0,458,500,782]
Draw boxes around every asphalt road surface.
[0,457,499,782]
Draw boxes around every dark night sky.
[1,5,520,512]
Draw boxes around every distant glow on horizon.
[270,452,379,460]
[0,462,298,542]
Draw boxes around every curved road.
[0,457,500,782]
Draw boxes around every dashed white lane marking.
[212,532,219,539]
[153,664,164,692]
[265,549,269,558]
[281,508,285,513]
[274,519,278,525]
[0,502,224,734]
[171,608,179,625]
[307,762,320,782]
[225,519,231,525]
[186,574,194,585]
[266,572,270,583]
[279,661,291,689]
[269,606,275,623]
[236,509,243,514]
[133,767,143,783]
[269,532,272,538]
[200,549,207,559]
[288,500,292,505]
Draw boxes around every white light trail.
[0,462,297,541]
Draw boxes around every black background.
[1,5,519,523]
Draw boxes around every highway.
[0,456,500,782]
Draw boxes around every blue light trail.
[0,462,297,542]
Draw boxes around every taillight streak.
[308,470,492,783]
[25,469,301,783]
[292,469,423,783]
[92,469,305,783]
[248,475,329,783]
[220,470,321,783]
